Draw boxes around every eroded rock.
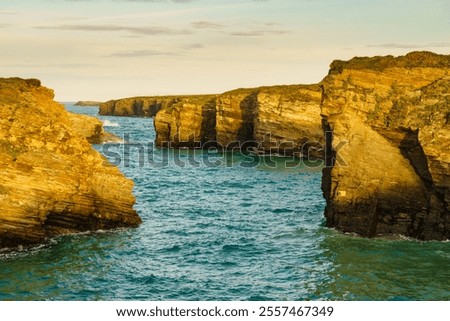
[0,78,141,248]
[321,51,450,240]
[154,85,324,156]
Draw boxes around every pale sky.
[1,0,449,101]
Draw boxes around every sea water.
[0,104,448,301]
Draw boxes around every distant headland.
[74,100,103,107]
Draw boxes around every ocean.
[0,104,448,300]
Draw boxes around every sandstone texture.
[321,52,450,240]
[154,85,324,156]
[0,78,141,248]
[100,96,169,117]
[154,95,217,148]
[68,113,121,144]
[100,51,450,240]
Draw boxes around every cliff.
[321,51,450,240]
[74,101,102,106]
[100,96,172,117]
[154,95,217,148]
[154,85,324,156]
[0,78,141,248]
[68,113,122,144]
[100,51,450,240]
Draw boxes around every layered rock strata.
[68,113,121,144]
[100,51,450,240]
[0,78,141,248]
[100,96,175,117]
[154,85,324,156]
[153,95,217,148]
[321,51,450,240]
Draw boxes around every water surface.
[0,104,448,300]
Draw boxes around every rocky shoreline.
[99,51,449,241]
[0,78,141,248]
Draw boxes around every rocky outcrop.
[154,95,217,148]
[100,51,450,241]
[321,51,450,240]
[254,85,323,157]
[74,101,102,107]
[154,85,324,156]
[68,113,121,144]
[0,78,141,248]
[100,97,168,117]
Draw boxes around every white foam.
[103,120,120,127]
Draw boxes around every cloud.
[181,43,204,49]
[109,49,180,57]
[110,43,203,57]
[36,24,191,36]
[429,42,450,48]
[7,63,96,69]
[366,42,450,49]
[63,0,196,2]
[122,0,196,2]
[0,10,16,15]
[229,29,288,37]
[366,43,423,49]
[191,21,226,30]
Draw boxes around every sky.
[0,0,449,101]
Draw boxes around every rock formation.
[154,85,324,156]
[0,78,141,248]
[68,113,122,144]
[74,101,102,107]
[321,51,450,240]
[99,51,450,241]
[100,96,171,117]
[154,95,217,148]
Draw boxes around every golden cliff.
[0,78,141,248]
[322,51,449,240]
[154,85,324,156]
[153,95,217,148]
[100,96,171,117]
[99,51,449,240]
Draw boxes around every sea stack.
[0,78,141,248]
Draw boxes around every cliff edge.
[322,51,449,240]
[154,85,324,157]
[0,78,141,248]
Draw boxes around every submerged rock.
[0,78,141,248]
[321,51,450,240]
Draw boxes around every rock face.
[154,85,324,156]
[321,51,450,240]
[154,95,217,148]
[0,78,141,248]
[100,51,450,240]
[68,113,121,144]
[100,96,169,117]
[254,85,323,157]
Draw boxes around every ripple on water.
[0,105,448,301]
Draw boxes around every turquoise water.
[0,104,448,301]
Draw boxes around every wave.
[103,120,120,127]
